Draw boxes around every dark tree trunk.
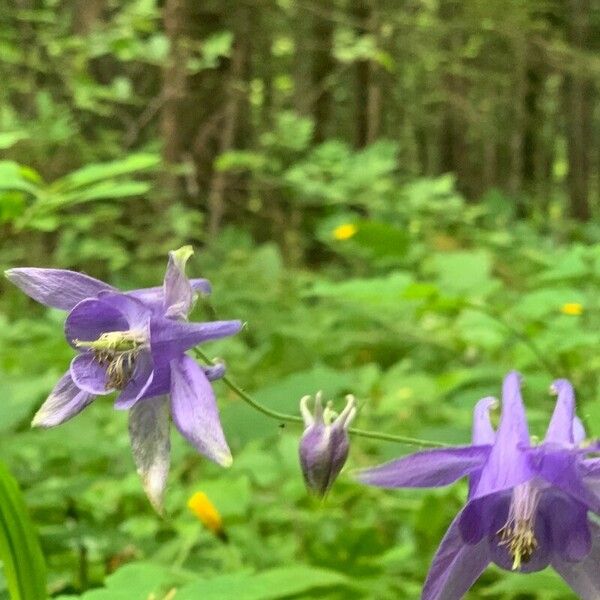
[311,0,335,143]
[566,0,592,221]
[438,0,471,197]
[207,5,250,238]
[160,0,189,200]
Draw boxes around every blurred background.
[1,0,600,598]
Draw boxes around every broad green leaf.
[352,221,409,260]
[51,181,150,205]
[0,373,57,434]
[176,566,348,600]
[0,162,39,195]
[55,562,190,599]
[481,567,575,598]
[0,132,29,150]
[308,273,413,306]
[52,153,159,192]
[0,462,46,600]
[429,250,496,296]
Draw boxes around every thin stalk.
[193,349,447,448]
[464,302,557,377]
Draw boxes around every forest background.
[1,0,600,598]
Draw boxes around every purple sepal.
[298,392,356,496]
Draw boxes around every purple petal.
[151,318,242,361]
[203,363,226,381]
[582,458,600,478]
[127,279,211,311]
[300,423,347,496]
[5,268,114,310]
[114,351,154,410]
[544,495,591,562]
[65,298,129,347]
[31,371,94,427]
[527,447,600,513]
[65,294,151,348]
[546,379,577,444]
[95,293,151,329]
[170,355,232,467]
[163,246,193,320]
[138,362,171,399]
[190,278,212,295]
[471,372,534,499]
[128,395,170,514]
[573,416,586,444]
[471,396,497,445]
[553,523,600,600]
[70,353,112,395]
[422,509,490,600]
[356,445,490,489]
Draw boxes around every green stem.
[464,302,557,377]
[193,349,447,448]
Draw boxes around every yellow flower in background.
[332,223,357,240]
[187,492,227,540]
[560,303,584,316]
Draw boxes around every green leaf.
[0,373,58,434]
[52,181,150,205]
[55,562,190,600]
[429,250,496,296]
[176,566,349,600]
[309,273,413,306]
[352,221,409,260]
[481,567,575,599]
[0,132,29,150]
[0,162,40,195]
[52,153,160,192]
[0,462,46,600]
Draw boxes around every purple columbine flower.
[6,247,242,511]
[357,372,600,600]
[299,392,356,496]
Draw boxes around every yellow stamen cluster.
[497,520,538,570]
[497,482,541,570]
[187,492,225,538]
[74,331,146,390]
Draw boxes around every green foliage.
[2,174,599,598]
[0,462,46,600]
[1,1,600,598]
[0,154,159,230]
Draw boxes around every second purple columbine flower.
[6,247,242,511]
[357,372,600,600]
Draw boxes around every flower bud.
[298,392,357,496]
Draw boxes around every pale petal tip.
[170,245,194,264]
[30,413,45,428]
[218,452,233,468]
[143,486,166,516]
[31,406,54,428]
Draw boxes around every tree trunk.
[508,34,527,215]
[207,7,249,238]
[566,0,592,221]
[311,0,335,143]
[160,0,189,201]
[438,0,471,197]
[354,0,381,147]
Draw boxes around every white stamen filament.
[497,481,541,570]
[74,331,146,390]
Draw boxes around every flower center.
[497,482,541,570]
[74,331,146,390]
